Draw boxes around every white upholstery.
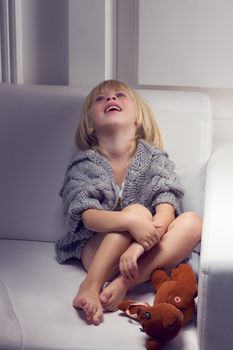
[0,84,85,242]
[198,143,233,350]
[138,90,212,217]
[0,83,217,350]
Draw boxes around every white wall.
[138,0,233,88]
[136,0,233,143]
[68,0,106,88]
[1,0,233,143]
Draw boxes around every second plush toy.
[118,263,198,350]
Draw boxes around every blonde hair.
[75,79,164,151]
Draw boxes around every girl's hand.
[123,204,160,250]
[127,215,160,250]
[119,242,145,280]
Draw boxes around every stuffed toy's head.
[118,300,184,350]
[137,303,184,342]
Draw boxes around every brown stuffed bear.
[118,263,198,350]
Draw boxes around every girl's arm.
[153,203,175,237]
[82,209,129,233]
[119,204,176,281]
[150,150,184,216]
[82,206,159,250]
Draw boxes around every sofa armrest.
[198,143,233,350]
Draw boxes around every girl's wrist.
[155,203,175,215]
[154,205,175,222]
[121,211,134,232]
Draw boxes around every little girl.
[55,79,202,326]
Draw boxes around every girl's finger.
[142,241,151,251]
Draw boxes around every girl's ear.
[86,114,95,135]
[87,127,95,134]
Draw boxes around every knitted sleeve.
[149,151,184,216]
[60,157,115,236]
[55,151,119,263]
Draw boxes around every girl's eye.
[95,95,104,102]
[116,92,126,98]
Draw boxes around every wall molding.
[0,0,23,83]
[105,0,117,80]
[11,0,23,83]
[0,0,10,82]
[116,0,139,86]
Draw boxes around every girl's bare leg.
[73,204,152,325]
[72,230,132,325]
[101,211,202,311]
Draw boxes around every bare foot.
[100,276,128,312]
[73,279,103,325]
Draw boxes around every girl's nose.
[106,95,116,101]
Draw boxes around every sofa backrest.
[0,84,212,242]
[138,89,213,217]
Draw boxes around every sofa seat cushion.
[0,276,23,349]
[0,239,199,350]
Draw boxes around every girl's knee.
[122,203,152,218]
[179,211,202,240]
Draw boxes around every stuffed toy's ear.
[163,311,181,330]
[171,263,198,297]
[118,300,150,319]
[151,269,171,291]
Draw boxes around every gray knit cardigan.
[55,140,184,263]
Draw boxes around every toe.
[92,309,104,325]
[100,290,112,305]
[83,301,92,314]
[73,296,86,309]
[103,300,117,312]
[84,302,97,320]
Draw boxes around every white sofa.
[0,83,231,350]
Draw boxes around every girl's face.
[88,88,138,135]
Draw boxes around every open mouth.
[105,104,122,114]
